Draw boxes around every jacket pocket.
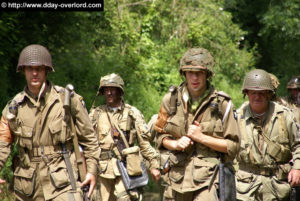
[99,160,108,173]
[49,161,71,189]
[14,166,36,197]
[48,117,63,144]
[193,157,215,183]
[165,116,186,138]
[235,169,256,194]
[169,166,184,183]
[271,176,290,199]
[20,125,33,149]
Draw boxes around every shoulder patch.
[217,91,231,99]
[79,96,86,108]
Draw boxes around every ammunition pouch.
[122,146,142,176]
[266,142,292,163]
[169,152,187,167]
[49,161,71,189]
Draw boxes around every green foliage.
[0,0,263,198]
[224,0,300,97]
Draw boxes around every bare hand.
[0,178,6,193]
[150,168,161,182]
[187,121,203,142]
[175,136,193,151]
[288,169,300,187]
[80,173,96,199]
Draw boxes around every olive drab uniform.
[147,114,174,201]
[155,83,240,200]
[236,102,300,201]
[0,82,101,201]
[285,76,300,123]
[89,103,159,201]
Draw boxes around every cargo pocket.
[235,170,256,194]
[122,146,142,176]
[49,162,71,189]
[48,117,63,144]
[14,166,36,197]
[169,166,184,183]
[193,158,215,183]
[271,176,290,199]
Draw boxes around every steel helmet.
[17,44,54,72]
[179,48,215,77]
[286,76,300,89]
[242,69,274,93]
[99,73,124,95]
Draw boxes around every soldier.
[154,48,240,200]
[147,114,174,201]
[89,73,160,201]
[286,76,300,107]
[286,76,300,122]
[0,44,101,200]
[235,69,300,201]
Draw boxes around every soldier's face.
[103,87,122,107]
[24,66,47,92]
[289,88,300,101]
[247,90,270,114]
[185,70,207,95]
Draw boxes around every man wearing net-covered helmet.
[235,69,300,201]
[154,48,240,201]
[89,73,160,201]
[0,44,101,200]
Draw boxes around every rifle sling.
[106,110,130,149]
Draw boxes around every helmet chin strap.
[37,81,46,103]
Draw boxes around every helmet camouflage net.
[99,73,124,95]
[17,44,54,72]
[179,48,215,77]
[242,69,274,93]
[269,73,280,90]
[286,76,300,89]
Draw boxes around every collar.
[107,101,124,112]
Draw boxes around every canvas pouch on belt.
[122,146,142,176]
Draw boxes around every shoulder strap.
[277,112,288,142]
[105,110,130,148]
[169,85,178,116]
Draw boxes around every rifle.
[64,84,89,201]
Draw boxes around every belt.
[239,163,276,176]
[100,150,114,160]
[30,143,73,157]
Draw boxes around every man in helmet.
[287,76,300,107]
[146,114,174,201]
[285,76,300,123]
[0,44,101,200]
[235,69,300,201]
[89,73,160,201]
[154,48,240,200]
